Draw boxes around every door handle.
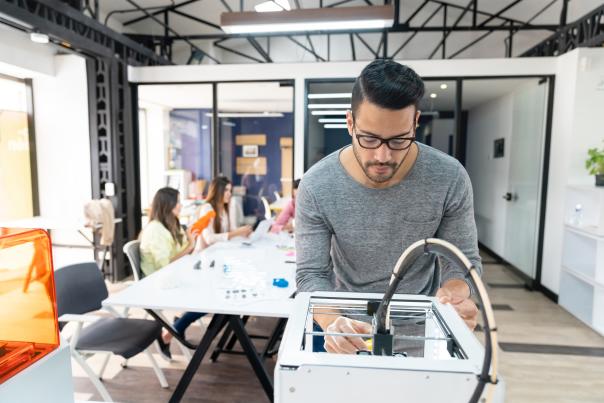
[503,192,512,201]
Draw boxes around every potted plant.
[585,143,604,186]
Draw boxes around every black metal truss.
[522,3,604,57]
[120,0,567,63]
[87,58,141,281]
[0,0,168,66]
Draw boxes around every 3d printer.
[275,238,504,403]
[0,228,60,384]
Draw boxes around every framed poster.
[242,144,258,158]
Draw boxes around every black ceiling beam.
[220,0,233,12]
[405,0,429,25]
[247,37,272,62]
[305,34,320,62]
[451,0,558,59]
[355,33,379,58]
[125,0,220,64]
[287,36,326,61]
[104,4,170,25]
[170,9,222,31]
[477,0,524,27]
[214,40,264,63]
[0,0,168,65]
[390,4,443,59]
[350,33,356,60]
[428,0,534,28]
[429,0,473,59]
[523,2,604,57]
[123,0,201,26]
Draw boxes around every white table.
[103,233,296,403]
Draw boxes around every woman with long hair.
[139,187,201,360]
[199,176,252,248]
[140,187,196,277]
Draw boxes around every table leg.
[228,315,274,402]
[168,314,228,403]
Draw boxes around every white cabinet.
[559,186,604,335]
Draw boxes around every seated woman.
[270,179,300,233]
[199,176,253,249]
[139,187,199,360]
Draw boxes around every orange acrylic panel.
[0,228,59,384]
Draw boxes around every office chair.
[55,262,168,402]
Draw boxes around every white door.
[503,79,548,279]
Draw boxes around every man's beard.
[352,143,404,183]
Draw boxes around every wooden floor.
[72,250,604,402]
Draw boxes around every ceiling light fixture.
[308,93,352,99]
[221,5,394,34]
[311,110,348,116]
[440,84,448,90]
[318,118,347,123]
[30,32,49,44]
[308,103,351,109]
[324,124,348,129]
[430,93,438,99]
[205,112,284,118]
[255,0,290,12]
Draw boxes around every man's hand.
[323,316,372,354]
[436,279,478,330]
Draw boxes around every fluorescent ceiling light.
[308,103,351,109]
[430,93,437,99]
[308,93,352,99]
[440,84,448,90]
[205,112,284,118]
[318,118,347,123]
[311,110,348,115]
[324,124,348,129]
[30,32,49,44]
[222,5,393,34]
[255,0,290,12]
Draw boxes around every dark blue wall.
[324,128,350,156]
[170,109,212,182]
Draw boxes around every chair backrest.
[123,240,144,281]
[261,196,271,221]
[55,262,108,317]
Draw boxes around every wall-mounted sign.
[494,138,504,158]
[242,144,259,158]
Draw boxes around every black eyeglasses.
[352,117,416,150]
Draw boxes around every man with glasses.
[296,60,481,354]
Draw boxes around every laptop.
[244,219,273,245]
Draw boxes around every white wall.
[138,101,171,211]
[541,48,604,293]
[429,118,455,155]
[466,93,513,257]
[129,57,557,178]
[0,24,55,78]
[33,55,92,246]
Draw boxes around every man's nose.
[374,142,391,162]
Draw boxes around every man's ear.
[346,110,354,137]
[415,109,421,128]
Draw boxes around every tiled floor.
[70,250,604,402]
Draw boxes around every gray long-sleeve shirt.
[295,143,482,296]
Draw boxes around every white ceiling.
[98,0,604,63]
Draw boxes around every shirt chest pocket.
[400,217,441,250]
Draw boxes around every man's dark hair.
[351,59,425,116]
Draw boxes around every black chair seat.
[76,317,161,359]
